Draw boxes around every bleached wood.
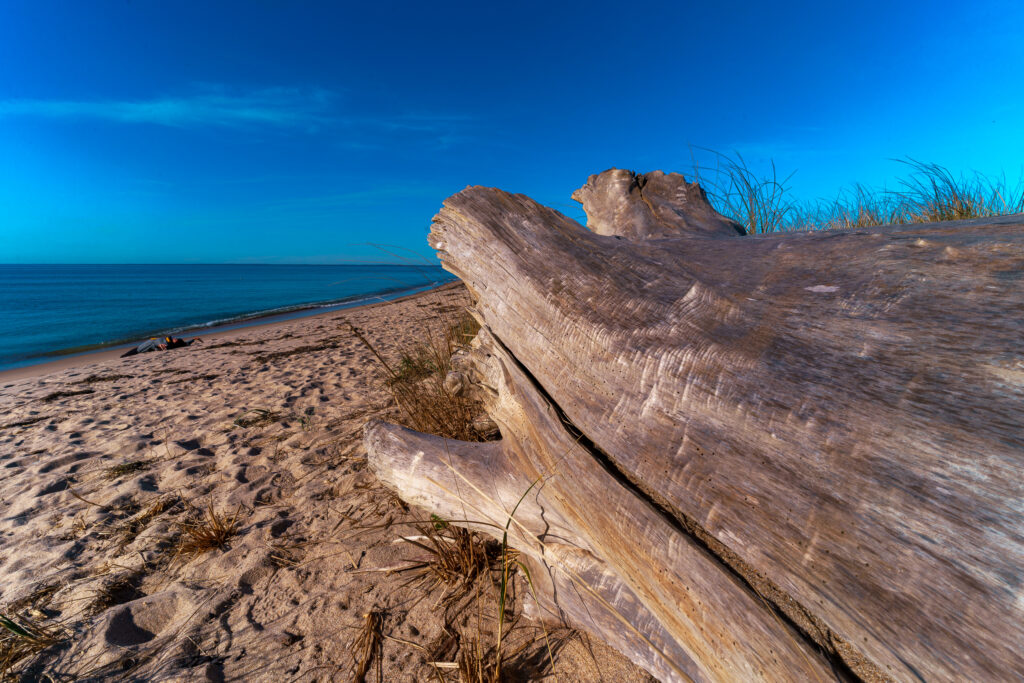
[367,168,1024,681]
[366,327,831,682]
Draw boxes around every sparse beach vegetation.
[0,416,51,431]
[71,374,133,385]
[232,408,283,429]
[175,502,241,557]
[1,613,66,681]
[103,459,152,480]
[347,293,572,681]
[350,301,487,442]
[0,283,695,681]
[39,388,94,403]
[695,150,1024,235]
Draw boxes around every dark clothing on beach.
[138,338,165,353]
[121,337,195,357]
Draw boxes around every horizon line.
[0,261,443,266]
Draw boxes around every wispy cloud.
[0,87,335,129]
[335,112,476,151]
[0,86,475,149]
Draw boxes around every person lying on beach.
[121,336,203,357]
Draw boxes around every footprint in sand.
[103,591,185,647]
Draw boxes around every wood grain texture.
[368,169,1024,681]
[366,327,833,682]
[570,169,746,239]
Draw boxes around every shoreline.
[0,281,648,681]
[0,280,463,384]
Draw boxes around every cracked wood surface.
[367,169,1024,681]
[367,326,833,682]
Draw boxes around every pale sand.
[0,284,653,682]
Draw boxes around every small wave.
[167,281,445,332]
[19,278,452,367]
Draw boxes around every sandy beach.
[0,283,651,681]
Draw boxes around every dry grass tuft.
[39,389,94,403]
[104,459,152,480]
[71,373,133,385]
[350,308,489,442]
[0,416,50,431]
[693,149,1024,234]
[202,338,265,350]
[233,408,282,429]
[252,336,347,364]
[176,502,240,556]
[167,373,219,385]
[457,637,499,683]
[150,368,189,376]
[116,495,177,548]
[267,541,304,568]
[88,572,145,615]
[401,523,500,604]
[5,585,59,617]
[0,613,64,681]
[351,609,384,683]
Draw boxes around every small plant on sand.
[0,416,50,431]
[121,495,176,538]
[402,523,500,603]
[71,373,132,385]
[350,307,487,442]
[252,336,347,364]
[401,479,557,681]
[39,388,94,403]
[104,459,152,480]
[0,613,64,681]
[233,408,281,429]
[494,485,534,676]
[350,609,384,683]
[166,373,219,385]
[111,496,177,550]
[299,406,316,431]
[176,502,240,556]
[88,572,145,615]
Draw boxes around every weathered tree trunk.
[365,169,1024,682]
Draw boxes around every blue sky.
[1,1,1022,263]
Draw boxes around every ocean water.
[0,264,455,371]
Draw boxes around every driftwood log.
[365,169,1024,682]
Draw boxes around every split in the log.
[367,169,1024,681]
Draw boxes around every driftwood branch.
[366,168,1024,681]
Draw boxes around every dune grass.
[389,512,562,682]
[39,388,94,403]
[350,305,487,442]
[349,291,569,679]
[175,502,240,557]
[693,151,1024,235]
[232,408,282,429]
[0,614,65,681]
[103,459,152,480]
[692,149,797,235]
[400,523,500,602]
[351,609,384,683]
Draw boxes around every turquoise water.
[0,264,454,371]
